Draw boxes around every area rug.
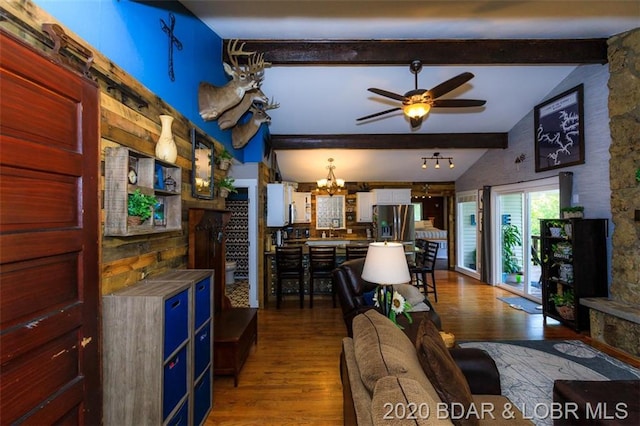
[459,339,640,425]
[498,296,543,314]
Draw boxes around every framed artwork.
[534,84,585,172]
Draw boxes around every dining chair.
[275,246,305,308]
[308,245,337,308]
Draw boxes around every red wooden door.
[0,32,101,424]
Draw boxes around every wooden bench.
[214,307,258,387]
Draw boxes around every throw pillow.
[371,376,450,426]
[363,289,376,306]
[394,283,427,307]
[414,318,479,426]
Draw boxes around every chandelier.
[421,152,454,170]
[317,158,345,196]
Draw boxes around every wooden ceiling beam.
[270,133,508,150]
[226,39,608,65]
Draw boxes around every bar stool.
[308,245,337,308]
[409,239,439,302]
[346,244,369,261]
[275,246,305,308]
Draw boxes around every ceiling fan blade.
[368,88,408,102]
[426,72,475,99]
[432,99,487,108]
[356,107,402,121]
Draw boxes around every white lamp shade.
[361,242,411,285]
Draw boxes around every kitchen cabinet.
[356,192,375,222]
[267,182,297,227]
[371,188,411,205]
[292,192,312,223]
[103,270,214,426]
[540,219,608,331]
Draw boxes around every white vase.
[155,114,177,163]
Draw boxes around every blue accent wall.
[32,0,265,162]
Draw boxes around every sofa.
[333,258,442,337]
[340,309,533,425]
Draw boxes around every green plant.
[502,224,522,274]
[216,147,233,164]
[127,189,157,221]
[636,168,640,183]
[550,288,575,307]
[218,176,237,193]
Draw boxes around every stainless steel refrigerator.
[372,204,415,242]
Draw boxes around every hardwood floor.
[205,269,638,425]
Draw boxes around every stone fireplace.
[582,27,640,358]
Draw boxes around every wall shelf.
[104,146,181,236]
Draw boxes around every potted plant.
[550,288,575,320]
[546,220,564,238]
[502,224,522,282]
[218,176,237,198]
[560,206,584,219]
[127,189,157,226]
[216,147,233,171]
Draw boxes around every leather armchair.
[333,258,442,337]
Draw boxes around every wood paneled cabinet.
[103,270,214,426]
[540,219,608,331]
[104,146,182,236]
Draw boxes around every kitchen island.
[263,239,420,307]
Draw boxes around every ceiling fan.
[356,60,487,129]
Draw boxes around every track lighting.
[420,152,454,170]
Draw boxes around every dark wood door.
[0,31,101,424]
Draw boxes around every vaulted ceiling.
[180,0,639,183]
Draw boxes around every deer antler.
[226,39,256,70]
[247,52,271,84]
[264,98,280,111]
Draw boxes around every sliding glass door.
[456,190,480,279]
[493,178,559,300]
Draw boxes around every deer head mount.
[198,40,271,121]
[231,99,279,149]
[217,88,269,130]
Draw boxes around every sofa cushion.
[352,310,441,402]
[371,376,451,425]
[415,318,479,426]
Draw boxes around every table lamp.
[361,242,411,318]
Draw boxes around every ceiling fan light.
[403,102,431,119]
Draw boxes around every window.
[315,195,346,229]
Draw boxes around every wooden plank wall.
[2,0,231,295]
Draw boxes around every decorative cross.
[160,13,183,81]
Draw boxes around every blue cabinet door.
[194,278,211,329]
[164,289,189,359]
